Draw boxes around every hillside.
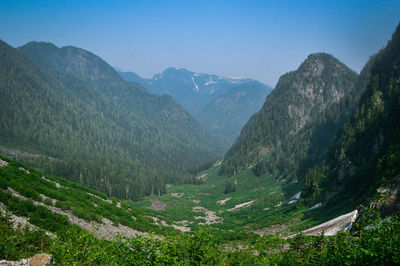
[0,40,222,201]
[2,156,399,265]
[302,23,400,213]
[119,68,272,147]
[220,53,361,183]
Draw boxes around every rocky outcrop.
[0,254,53,266]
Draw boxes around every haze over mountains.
[118,68,272,146]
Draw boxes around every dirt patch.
[193,199,201,204]
[196,173,207,181]
[253,224,288,236]
[193,206,223,225]
[228,200,254,211]
[148,199,167,211]
[170,193,184,198]
[217,197,231,205]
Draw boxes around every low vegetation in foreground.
[0,156,399,265]
[1,207,399,265]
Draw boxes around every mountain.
[0,40,222,201]
[196,81,272,145]
[119,67,256,114]
[220,53,362,180]
[302,23,400,214]
[119,68,272,147]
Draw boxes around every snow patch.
[307,202,322,211]
[288,192,301,205]
[300,210,358,236]
[191,76,199,91]
[229,76,245,80]
[204,80,217,86]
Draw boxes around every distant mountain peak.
[22,41,58,49]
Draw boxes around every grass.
[132,162,358,237]
[0,156,160,234]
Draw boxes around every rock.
[0,254,53,266]
[28,254,53,266]
[0,159,9,168]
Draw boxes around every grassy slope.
[0,156,164,235]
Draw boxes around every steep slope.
[0,40,221,201]
[220,53,360,180]
[302,23,400,214]
[0,156,158,238]
[196,81,272,145]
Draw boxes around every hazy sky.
[1,0,400,86]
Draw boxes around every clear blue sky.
[1,0,399,86]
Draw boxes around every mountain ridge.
[0,39,222,201]
[220,53,361,180]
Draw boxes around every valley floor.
[131,163,357,236]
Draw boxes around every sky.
[1,0,400,87]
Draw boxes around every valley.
[1,2,400,265]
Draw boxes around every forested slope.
[220,53,362,183]
[0,40,222,200]
[302,23,400,212]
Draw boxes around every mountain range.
[118,68,272,146]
